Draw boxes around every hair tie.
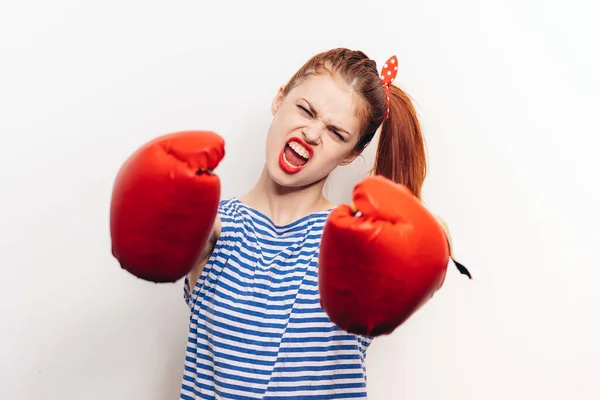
[379,55,398,119]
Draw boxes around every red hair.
[282,48,427,199]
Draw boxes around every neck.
[240,164,333,226]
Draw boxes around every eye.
[297,105,312,116]
[297,104,345,141]
[328,127,345,141]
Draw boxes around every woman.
[180,48,427,399]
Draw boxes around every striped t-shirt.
[180,198,373,399]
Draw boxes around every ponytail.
[372,84,427,199]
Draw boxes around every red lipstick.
[278,137,313,175]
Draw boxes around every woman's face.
[265,73,364,189]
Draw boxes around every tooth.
[290,142,309,159]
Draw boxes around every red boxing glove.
[318,175,470,336]
[110,130,225,283]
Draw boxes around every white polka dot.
[384,63,388,68]
[394,66,398,70]
[387,71,392,75]
[391,59,395,64]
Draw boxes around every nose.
[302,122,322,145]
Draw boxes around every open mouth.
[279,138,313,174]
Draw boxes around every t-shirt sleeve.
[182,198,231,310]
[183,275,194,309]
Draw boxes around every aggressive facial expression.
[265,73,364,188]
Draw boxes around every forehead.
[289,74,363,134]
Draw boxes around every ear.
[271,85,286,116]
[340,148,363,166]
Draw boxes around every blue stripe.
[203,285,306,311]
[269,372,365,382]
[201,275,319,302]
[211,242,322,270]
[264,393,367,400]
[267,382,367,392]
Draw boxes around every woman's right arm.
[187,215,222,292]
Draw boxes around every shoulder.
[215,198,253,228]
[217,198,243,216]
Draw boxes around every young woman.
[180,48,427,399]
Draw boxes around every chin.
[266,162,307,188]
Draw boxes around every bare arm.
[187,215,222,291]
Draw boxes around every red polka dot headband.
[379,55,398,120]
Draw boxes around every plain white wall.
[1,0,599,399]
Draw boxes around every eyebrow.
[302,98,350,135]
